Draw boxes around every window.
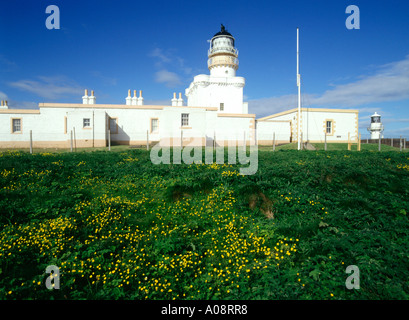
[109,117,118,134]
[12,118,21,133]
[220,103,224,111]
[326,121,332,134]
[83,118,91,128]
[151,118,158,133]
[181,113,189,127]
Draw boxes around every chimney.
[132,90,138,105]
[82,89,89,104]
[177,92,183,106]
[137,90,143,106]
[171,92,178,106]
[126,89,132,105]
[89,90,96,104]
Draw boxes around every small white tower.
[207,24,239,77]
[367,112,384,139]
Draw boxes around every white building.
[0,25,358,149]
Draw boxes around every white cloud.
[149,48,194,87]
[149,48,172,66]
[154,69,182,88]
[249,55,409,117]
[8,76,83,100]
[248,94,305,117]
[0,91,8,101]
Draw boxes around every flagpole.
[297,27,301,150]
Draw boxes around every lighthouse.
[207,24,239,77]
[367,112,384,139]
[185,24,247,114]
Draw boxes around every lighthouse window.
[151,118,158,133]
[326,121,332,134]
[108,117,118,134]
[181,113,189,127]
[372,116,380,123]
[12,118,21,133]
[220,103,224,111]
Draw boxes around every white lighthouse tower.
[185,24,247,114]
[367,112,384,139]
[207,24,239,77]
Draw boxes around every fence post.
[366,138,368,144]
[404,138,407,150]
[348,132,351,151]
[73,127,77,151]
[108,129,111,151]
[378,136,381,152]
[391,138,393,147]
[300,132,303,150]
[70,130,73,152]
[400,136,402,152]
[146,130,149,151]
[358,133,361,151]
[273,132,276,152]
[324,132,327,151]
[29,130,33,154]
[213,131,216,151]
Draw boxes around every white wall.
[185,74,245,114]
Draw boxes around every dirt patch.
[172,189,192,202]
[248,192,275,219]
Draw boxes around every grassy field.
[1,147,409,300]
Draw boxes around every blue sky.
[1,0,409,138]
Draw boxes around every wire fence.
[0,129,407,153]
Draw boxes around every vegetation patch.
[0,149,408,299]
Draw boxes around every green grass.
[1,148,409,300]
[312,142,408,152]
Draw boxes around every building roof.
[213,24,233,38]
